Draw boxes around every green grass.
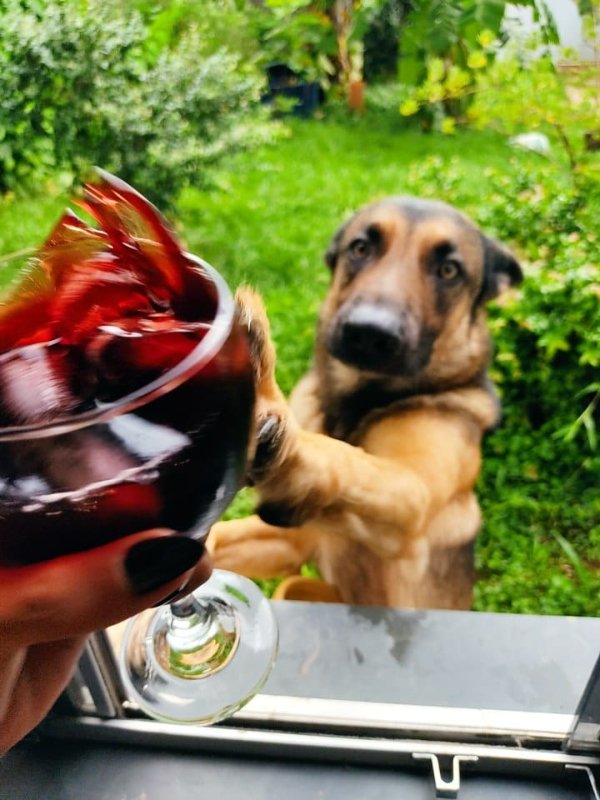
[178,116,522,394]
[0,190,68,285]
[1,111,597,616]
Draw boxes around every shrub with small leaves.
[404,153,600,613]
[92,29,278,205]
[399,26,600,188]
[0,0,279,205]
[0,0,144,190]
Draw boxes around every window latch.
[412,752,479,799]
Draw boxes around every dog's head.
[320,197,522,386]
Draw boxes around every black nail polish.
[124,537,204,595]
[151,585,187,608]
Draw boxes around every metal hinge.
[566,765,600,800]
[567,652,600,754]
[412,752,479,798]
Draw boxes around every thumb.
[0,530,209,647]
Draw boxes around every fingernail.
[151,585,188,608]
[124,537,204,595]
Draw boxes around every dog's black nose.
[330,303,408,371]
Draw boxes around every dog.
[208,197,522,609]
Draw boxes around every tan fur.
[208,199,520,609]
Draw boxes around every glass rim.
[0,255,235,441]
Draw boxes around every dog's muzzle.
[327,301,433,375]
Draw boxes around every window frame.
[40,615,600,795]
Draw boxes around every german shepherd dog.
[208,197,522,609]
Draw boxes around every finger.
[0,530,209,646]
[0,647,26,722]
[0,637,85,756]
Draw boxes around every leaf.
[441,116,457,134]
[427,82,445,103]
[399,97,419,116]
[467,50,488,69]
[477,28,496,47]
[445,64,472,96]
[550,530,588,584]
[583,412,597,451]
[427,57,445,83]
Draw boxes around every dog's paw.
[235,287,281,404]
[256,500,312,528]
[250,414,285,479]
[236,288,299,484]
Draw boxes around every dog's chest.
[316,536,392,605]
[291,370,397,441]
[318,532,474,609]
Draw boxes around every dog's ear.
[478,235,523,303]
[324,222,349,271]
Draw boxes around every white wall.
[505,0,596,62]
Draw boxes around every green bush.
[398,28,600,186]
[403,154,600,613]
[363,0,409,82]
[0,0,278,205]
[396,0,557,128]
[130,0,263,70]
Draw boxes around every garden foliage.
[181,114,599,615]
[0,0,597,615]
[403,154,599,614]
[396,0,558,130]
[399,39,600,183]
[252,0,390,92]
[0,0,276,204]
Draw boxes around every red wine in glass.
[0,171,277,724]
[0,298,254,566]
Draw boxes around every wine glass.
[117,258,278,725]
[0,172,277,725]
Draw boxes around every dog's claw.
[256,500,309,528]
[250,414,285,480]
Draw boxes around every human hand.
[0,529,211,754]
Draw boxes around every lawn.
[1,112,598,616]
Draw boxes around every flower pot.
[272,575,342,603]
[348,79,365,113]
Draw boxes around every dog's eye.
[348,238,371,259]
[438,259,462,281]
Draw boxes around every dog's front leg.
[207,515,315,578]
[252,401,483,560]
[235,288,480,560]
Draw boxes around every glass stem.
[168,596,214,645]
[170,595,201,618]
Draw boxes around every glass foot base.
[155,595,240,679]
[120,570,278,725]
